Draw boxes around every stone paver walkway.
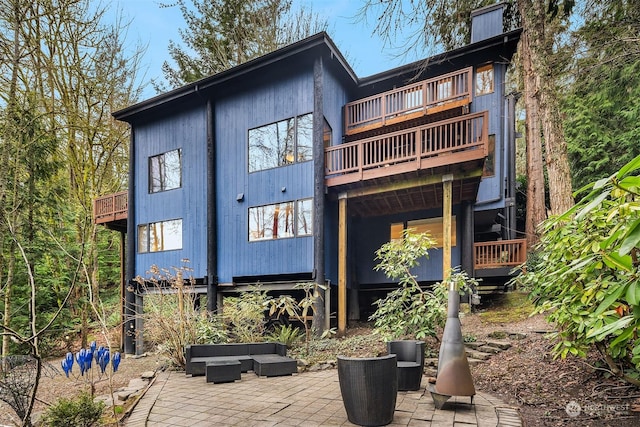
[125,369,522,427]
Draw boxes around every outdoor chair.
[387,340,425,391]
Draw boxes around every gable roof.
[114,28,521,123]
[113,32,355,122]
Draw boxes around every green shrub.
[518,155,640,386]
[41,392,104,427]
[368,229,474,340]
[137,264,227,369]
[223,287,270,342]
[266,324,303,348]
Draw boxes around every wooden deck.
[325,111,488,187]
[344,67,472,135]
[94,191,128,225]
[474,239,527,270]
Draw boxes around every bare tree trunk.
[518,0,574,230]
[2,250,15,359]
[520,31,547,247]
[539,69,574,216]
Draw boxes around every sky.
[107,0,427,100]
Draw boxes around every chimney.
[470,3,505,43]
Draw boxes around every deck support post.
[338,193,348,337]
[442,174,453,280]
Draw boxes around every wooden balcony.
[94,191,128,230]
[326,111,488,187]
[474,239,527,270]
[345,67,472,135]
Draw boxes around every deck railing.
[474,239,527,269]
[326,111,488,186]
[344,67,473,135]
[94,191,128,224]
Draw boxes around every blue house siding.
[215,70,317,283]
[471,4,505,43]
[323,66,352,141]
[352,207,463,285]
[474,62,508,210]
[134,106,208,278]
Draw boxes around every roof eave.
[358,28,523,86]
[113,32,357,122]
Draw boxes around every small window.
[249,199,313,241]
[149,149,182,193]
[390,223,404,242]
[137,225,149,253]
[476,64,494,96]
[483,134,496,177]
[297,199,313,236]
[248,114,313,172]
[138,219,183,253]
[323,119,332,148]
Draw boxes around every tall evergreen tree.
[564,0,640,191]
[160,0,328,88]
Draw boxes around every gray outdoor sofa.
[185,342,298,381]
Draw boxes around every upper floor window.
[248,113,313,173]
[249,199,313,241]
[476,64,494,96]
[138,219,183,253]
[149,149,182,193]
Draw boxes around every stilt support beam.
[338,193,347,337]
[442,174,453,280]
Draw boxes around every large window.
[249,199,313,241]
[149,149,182,193]
[248,113,313,172]
[390,217,457,248]
[138,219,183,253]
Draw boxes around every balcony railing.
[326,111,488,186]
[344,67,473,135]
[94,191,128,225]
[474,239,527,269]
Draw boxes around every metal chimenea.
[428,279,476,409]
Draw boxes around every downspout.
[312,56,326,333]
[124,126,137,355]
[206,98,218,312]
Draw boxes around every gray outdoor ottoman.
[206,360,241,383]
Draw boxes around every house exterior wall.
[322,65,353,286]
[133,106,208,278]
[215,69,318,283]
[471,3,505,43]
[474,61,509,210]
[352,207,463,285]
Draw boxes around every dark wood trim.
[312,56,326,331]
[206,99,218,313]
[124,127,136,355]
[344,169,483,199]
